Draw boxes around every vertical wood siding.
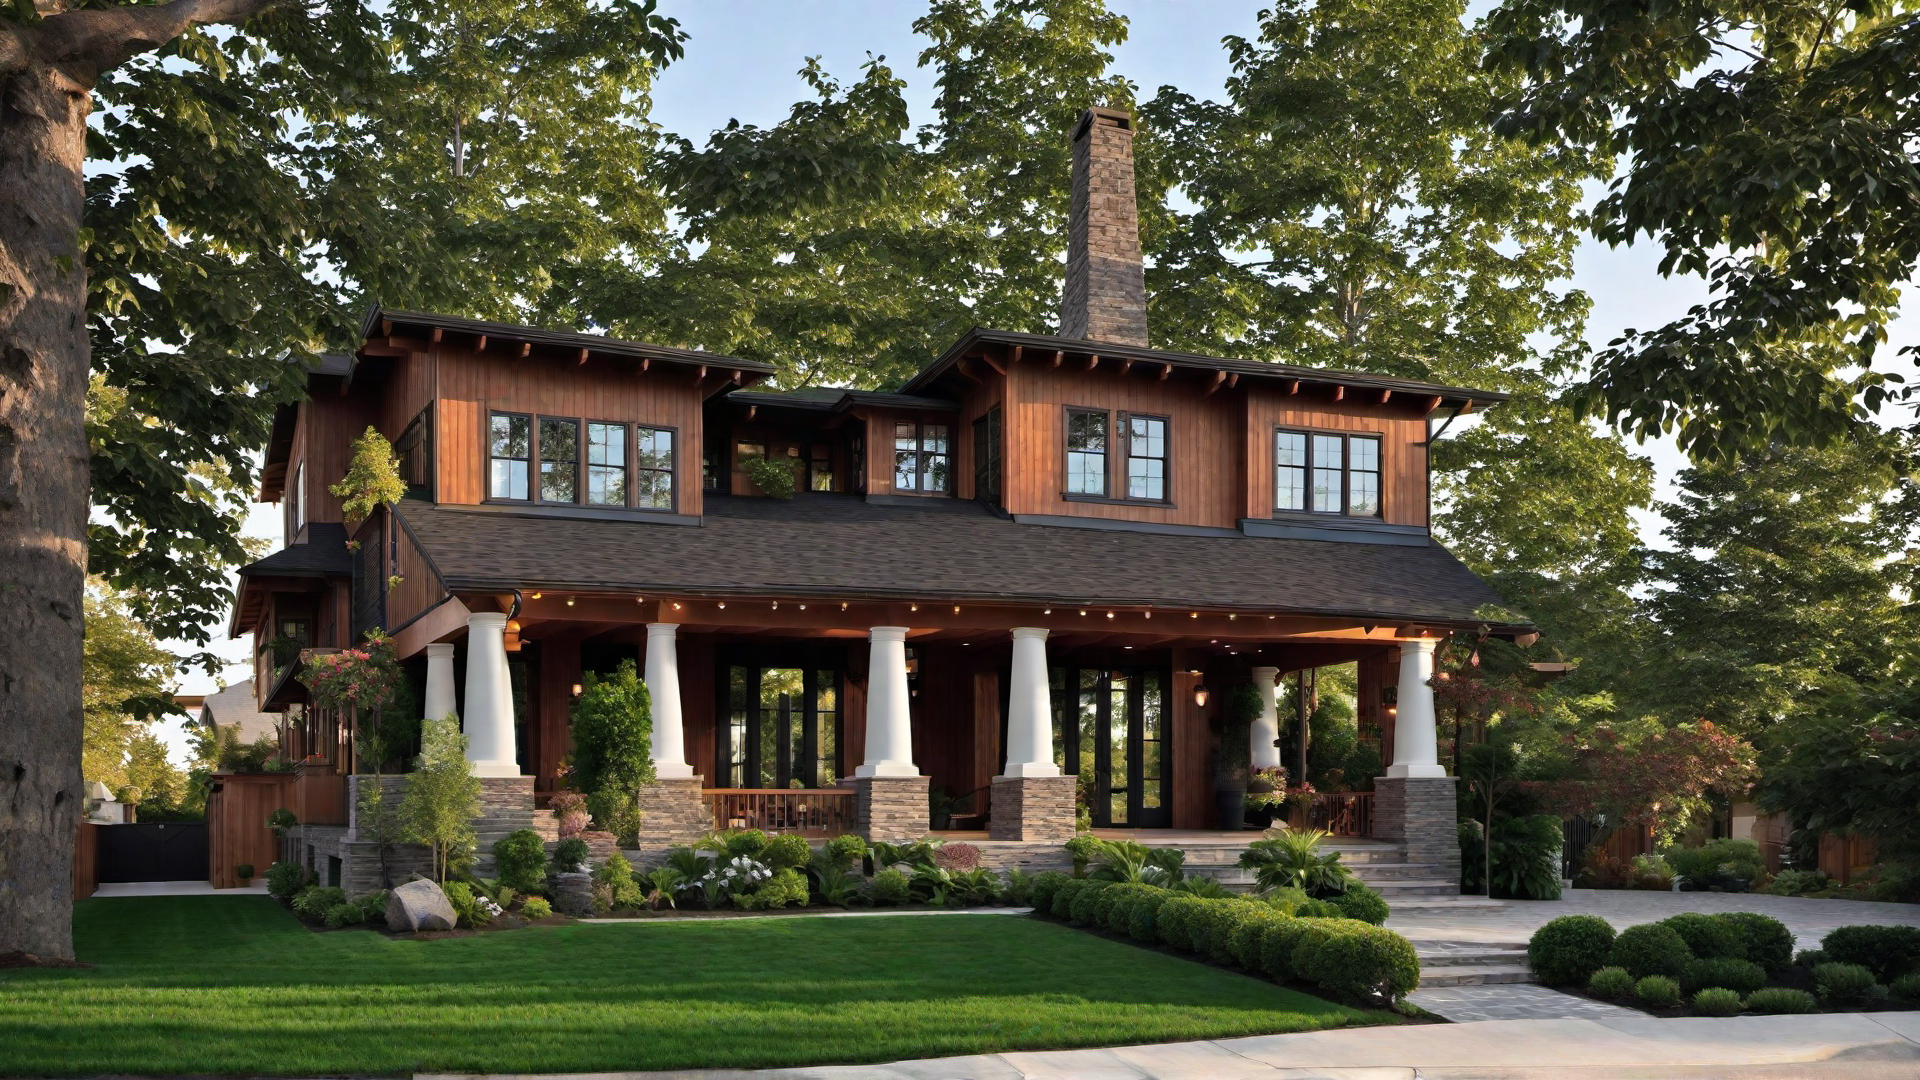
[387,514,445,631]
[290,391,382,529]
[206,773,294,888]
[1243,383,1430,527]
[429,344,708,515]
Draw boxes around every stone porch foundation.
[988,775,1077,842]
[635,776,713,849]
[854,775,929,843]
[1373,775,1461,889]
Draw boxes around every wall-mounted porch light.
[1193,683,1210,709]
[571,683,583,698]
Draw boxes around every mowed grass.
[0,896,1391,1075]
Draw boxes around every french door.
[1050,667,1170,828]
[719,663,842,789]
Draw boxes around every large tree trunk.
[0,60,92,961]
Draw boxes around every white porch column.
[422,643,458,725]
[1386,638,1444,778]
[462,613,520,777]
[1249,665,1282,770]
[645,623,695,778]
[999,627,1061,778]
[856,626,919,777]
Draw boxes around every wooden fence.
[207,772,295,888]
[1819,833,1879,886]
[704,789,856,837]
[73,821,98,900]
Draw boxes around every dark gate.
[97,822,210,883]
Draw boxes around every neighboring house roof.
[236,523,353,579]
[200,680,279,744]
[396,495,1510,627]
[901,327,1509,408]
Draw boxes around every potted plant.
[1246,766,1290,827]
[1212,682,1263,829]
[236,863,255,886]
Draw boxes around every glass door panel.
[721,663,842,788]
[1051,666,1171,828]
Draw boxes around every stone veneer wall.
[298,774,554,896]
[988,776,1078,842]
[855,776,929,843]
[635,777,712,850]
[1373,775,1460,888]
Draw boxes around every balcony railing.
[1304,792,1374,838]
[704,788,856,837]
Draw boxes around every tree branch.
[25,0,289,84]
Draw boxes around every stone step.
[1385,896,1510,912]
[1418,963,1538,987]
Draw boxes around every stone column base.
[1373,775,1460,888]
[636,776,712,848]
[988,775,1077,842]
[854,775,929,843]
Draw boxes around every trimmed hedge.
[1029,871,1071,914]
[1822,925,1920,981]
[1258,917,1317,982]
[1609,922,1691,979]
[1067,880,1114,925]
[1128,889,1171,942]
[1662,912,1744,960]
[1097,883,1155,934]
[1717,912,1794,972]
[1050,878,1092,920]
[1329,882,1389,925]
[1188,898,1266,965]
[1528,914,1617,986]
[1291,917,1420,1003]
[1155,895,1213,952]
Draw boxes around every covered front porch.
[401,588,1455,847]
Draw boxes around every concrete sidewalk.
[425,1012,1920,1080]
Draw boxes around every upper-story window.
[1275,429,1382,517]
[1125,414,1168,501]
[290,460,306,536]
[973,406,1003,506]
[491,411,674,511]
[1065,409,1108,496]
[893,421,950,493]
[490,414,532,500]
[635,427,674,508]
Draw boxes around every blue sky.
[159,0,1915,756]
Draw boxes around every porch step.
[1418,963,1537,987]
[1415,943,1536,987]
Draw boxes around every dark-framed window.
[585,422,627,506]
[1124,413,1168,501]
[636,426,674,509]
[538,418,579,502]
[808,443,834,492]
[1275,428,1384,517]
[892,420,950,493]
[1065,409,1108,496]
[489,413,531,500]
[973,405,1003,506]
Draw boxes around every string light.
[1190,612,1198,619]
[717,602,726,609]
[1106,611,1115,619]
[798,603,807,610]
[772,601,779,610]
[1044,608,1052,615]
[672,602,683,610]
[529,591,543,600]
[566,596,575,607]
[910,603,919,612]
[952,605,961,614]
[841,602,848,610]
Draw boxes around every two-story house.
[232,108,1514,889]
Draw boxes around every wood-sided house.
[231,108,1516,888]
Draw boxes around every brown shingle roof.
[397,495,1512,627]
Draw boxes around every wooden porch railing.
[704,789,856,837]
[1305,792,1374,838]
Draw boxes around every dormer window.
[893,421,950,493]
[490,411,675,511]
[539,419,579,503]
[490,414,531,500]
[1275,429,1382,517]
[1065,409,1108,496]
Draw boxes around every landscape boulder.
[551,871,594,916]
[386,877,458,933]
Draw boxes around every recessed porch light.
[717,602,726,609]
[529,591,543,600]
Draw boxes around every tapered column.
[423,643,457,725]
[856,626,918,777]
[644,623,694,779]
[462,613,520,777]
[999,628,1060,777]
[1249,665,1282,770]
[1386,638,1443,778]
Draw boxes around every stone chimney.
[1060,106,1148,347]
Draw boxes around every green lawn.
[0,896,1391,1075]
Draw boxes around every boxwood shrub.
[1189,899,1266,964]
[1528,914,1617,986]
[1609,922,1691,979]
[1745,987,1817,1014]
[761,833,813,870]
[1068,880,1115,925]
[1128,888,1172,942]
[1587,966,1635,1000]
[1028,871,1071,914]
[1717,912,1794,971]
[1155,895,1213,952]
[1814,962,1880,1003]
[1227,908,1287,969]
[1328,881,1390,925]
[1634,975,1682,1008]
[1050,877,1091,919]
[1662,912,1744,960]
[1681,957,1767,995]
[265,860,308,901]
[1823,925,1920,981]
[1291,917,1420,1004]
[1692,987,1745,1016]
[1096,883,1156,933]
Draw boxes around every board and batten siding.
[1002,358,1244,529]
[290,390,382,533]
[1242,383,1430,528]
[430,343,708,515]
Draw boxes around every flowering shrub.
[934,842,983,872]
[301,630,402,715]
[1246,766,1290,811]
[549,792,589,838]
